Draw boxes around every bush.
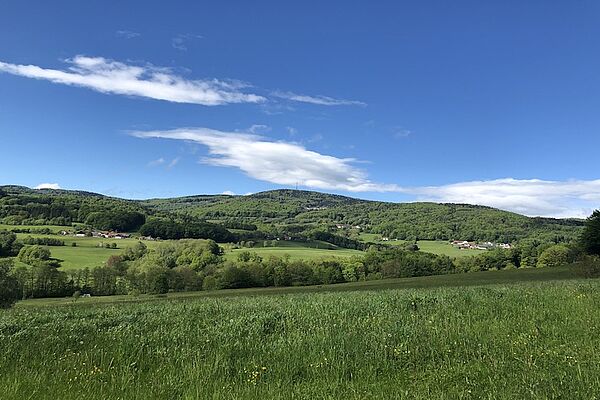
[576,255,600,278]
[537,244,570,268]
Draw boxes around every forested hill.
[0,186,585,243]
[142,189,584,243]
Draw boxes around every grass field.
[10,232,160,270]
[416,240,487,257]
[358,233,486,258]
[1,268,598,399]
[224,240,362,261]
[2,224,483,270]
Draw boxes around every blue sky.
[1,1,600,218]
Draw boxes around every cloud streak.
[272,91,366,106]
[172,34,203,51]
[130,127,399,193]
[116,30,141,39]
[405,178,600,219]
[129,128,600,218]
[0,56,265,106]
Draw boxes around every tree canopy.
[581,210,600,256]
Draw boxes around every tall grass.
[1,279,599,399]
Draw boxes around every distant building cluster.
[335,224,362,230]
[451,240,512,250]
[61,230,131,239]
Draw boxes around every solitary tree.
[581,210,600,256]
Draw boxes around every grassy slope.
[359,233,487,257]
[2,270,598,399]
[11,233,160,270]
[9,230,359,269]
[223,240,362,261]
[416,240,487,257]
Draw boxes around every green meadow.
[358,233,486,258]
[2,225,502,270]
[223,240,363,261]
[9,231,160,270]
[416,240,487,257]
[1,269,598,399]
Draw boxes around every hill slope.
[0,186,585,243]
[142,189,584,243]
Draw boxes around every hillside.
[0,186,585,243]
[142,189,584,243]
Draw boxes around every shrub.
[576,255,600,278]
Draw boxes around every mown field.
[223,240,363,261]
[3,225,487,270]
[3,226,363,268]
[1,268,598,399]
[358,234,486,258]
[9,233,160,270]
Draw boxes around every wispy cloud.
[147,157,165,167]
[167,157,180,169]
[405,178,600,219]
[130,128,600,218]
[273,91,366,106]
[116,30,141,39]
[222,190,236,196]
[130,127,399,193]
[0,56,265,106]
[393,128,412,139]
[172,34,203,51]
[34,183,61,189]
[247,124,271,134]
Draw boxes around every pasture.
[416,240,487,257]
[2,224,485,270]
[358,233,486,258]
[10,231,159,270]
[1,272,598,399]
[223,240,362,261]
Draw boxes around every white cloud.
[147,157,165,167]
[130,127,399,193]
[0,56,265,106]
[172,34,203,51]
[247,124,271,134]
[167,157,180,169]
[34,183,61,190]
[222,190,236,196]
[131,128,600,219]
[116,30,141,39]
[405,178,600,219]
[393,128,412,138]
[273,91,366,106]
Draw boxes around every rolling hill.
[0,185,585,243]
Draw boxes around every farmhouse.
[92,231,131,239]
[451,240,513,250]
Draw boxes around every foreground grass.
[2,269,598,399]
